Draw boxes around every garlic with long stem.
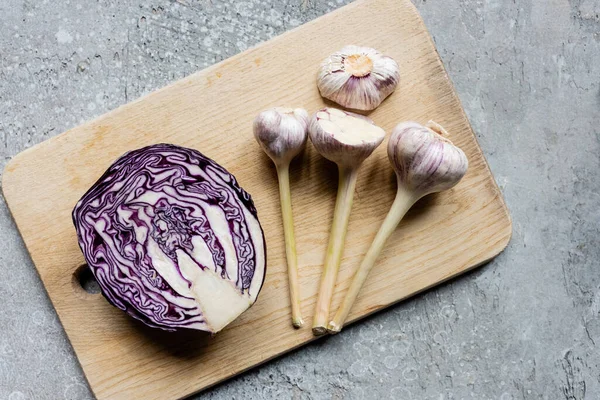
[253,107,309,328]
[317,45,400,111]
[328,120,468,333]
[308,107,386,335]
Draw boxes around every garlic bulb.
[328,120,468,333]
[308,108,385,166]
[389,120,468,196]
[253,107,309,167]
[317,45,400,111]
[253,107,309,328]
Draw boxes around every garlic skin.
[309,107,386,167]
[317,45,400,111]
[253,107,309,166]
[389,120,468,196]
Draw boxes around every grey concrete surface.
[1,0,599,399]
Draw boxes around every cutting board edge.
[343,225,512,326]
[406,0,513,232]
[0,179,100,400]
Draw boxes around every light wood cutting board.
[1,0,511,398]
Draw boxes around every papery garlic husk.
[317,45,400,111]
[389,120,468,196]
[253,107,309,166]
[309,107,386,167]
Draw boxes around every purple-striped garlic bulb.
[253,107,309,167]
[328,120,468,334]
[316,45,400,111]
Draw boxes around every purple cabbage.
[73,144,267,333]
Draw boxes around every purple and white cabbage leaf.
[73,144,266,333]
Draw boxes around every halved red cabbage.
[73,144,266,333]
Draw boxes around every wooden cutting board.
[1,0,511,398]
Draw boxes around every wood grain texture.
[1,0,511,399]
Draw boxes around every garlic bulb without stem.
[328,120,468,333]
[253,107,309,328]
[317,45,400,111]
[309,107,386,336]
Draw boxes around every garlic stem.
[328,186,417,333]
[276,163,304,328]
[312,166,359,335]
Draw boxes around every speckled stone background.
[1,0,599,399]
